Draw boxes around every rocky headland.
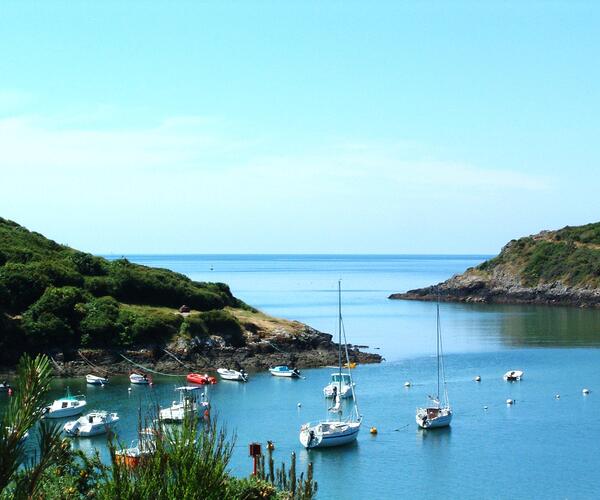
[390,222,600,308]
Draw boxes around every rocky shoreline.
[0,324,382,377]
[389,267,600,308]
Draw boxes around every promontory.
[389,222,600,308]
[0,217,380,374]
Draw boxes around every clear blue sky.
[1,1,599,254]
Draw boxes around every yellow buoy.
[370,427,378,435]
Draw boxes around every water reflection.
[415,426,452,448]
[448,303,600,348]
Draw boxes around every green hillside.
[478,222,600,287]
[0,217,251,363]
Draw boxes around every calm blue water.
[7,255,600,498]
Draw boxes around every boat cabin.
[330,373,352,384]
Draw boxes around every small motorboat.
[45,389,87,419]
[86,374,109,386]
[186,373,218,385]
[323,372,354,399]
[416,401,453,429]
[269,365,301,378]
[503,370,524,381]
[0,381,11,392]
[63,411,119,437]
[217,368,248,382]
[159,386,209,423]
[129,372,152,385]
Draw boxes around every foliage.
[476,224,600,288]
[0,217,252,360]
[199,309,246,347]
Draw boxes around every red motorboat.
[186,373,217,385]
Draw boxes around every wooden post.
[249,442,262,476]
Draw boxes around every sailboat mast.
[436,298,441,401]
[338,281,342,413]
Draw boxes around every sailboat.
[299,281,361,449]
[416,297,452,429]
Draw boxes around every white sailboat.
[299,281,361,449]
[416,298,452,429]
[86,374,109,386]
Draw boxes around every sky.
[1,1,599,254]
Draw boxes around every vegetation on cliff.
[0,217,250,364]
[478,222,600,287]
[391,222,600,307]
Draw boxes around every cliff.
[389,222,600,307]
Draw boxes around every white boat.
[63,411,119,437]
[0,381,11,392]
[503,370,524,381]
[323,373,354,399]
[217,368,248,382]
[269,365,301,378]
[129,372,151,385]
[416,298,452,429]
[115,429,157,467]
[158,386,209,423]
[86,374,109,386]
[299,282,361,449]
[45,389,87,419]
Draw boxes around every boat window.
[61,402,68,408]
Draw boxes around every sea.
[7,255,600,499]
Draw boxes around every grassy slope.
[0,217,259,362]
[477,222,600,287]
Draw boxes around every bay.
[6,255,600,499]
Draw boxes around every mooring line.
[118,353,184,377]
[77,350,111,375]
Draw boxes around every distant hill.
[389,222,600,307]
[0,217,381,370]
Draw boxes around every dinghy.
[45,388,87,419]
[129,372,151,385]
[300,282,361,449]
[269,365,301,378]
[217,368,248,382]
[503,370,524,381]
[86,374,109,386]
[416,296,452,429]
[186,373,218,385]
[63,411,119,437]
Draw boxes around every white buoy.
[474,376,481,382]
[483,405,488,410]
[128,387,132,392]
[506,399,514,405]
[297,402,302,408]
[404,381,411,387]
[583,388,590,395]
[555,394,560,399]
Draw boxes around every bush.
[200,310,245,347]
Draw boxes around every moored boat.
[269,366,301,378]
[217,368,248,382]
[86,374,109,386]
[323,373,354,399]
[158,386,209,423]
[129,372,152,385]
[300,282,361,449]
[63,411,119,437]
[503,370,524,381]
[115,429,156,468]
[45,389,87,419]
[186,373,217,385]
[416,296,452,429]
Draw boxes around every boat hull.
[300,422,360,449]
[86,375,108,386]
[269,368,300,378]
[217,369,247,381]
[46,404,87,419]
[416,409,452,429]
[187,373,218,385]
